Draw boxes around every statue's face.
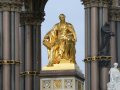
[59,14,65,21]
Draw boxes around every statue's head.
[104,22,110,27]
[114,63,118,68]
[59,14,65,22]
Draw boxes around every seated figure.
[43,14,77,66]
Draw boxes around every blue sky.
[41,0,85,73]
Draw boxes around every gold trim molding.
[84,56,112,62]
[0,60,21,65]
[20,71,39,76]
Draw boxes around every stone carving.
[107,63,120,90]
[42,80,51,89]
[64,79,73,89]
[0,1,22,11]
[112,0,120,6]
[99,22,114,55]
[41,78,84,90]
[109,0,120,21]
[53,80,62,89]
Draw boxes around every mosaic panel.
[64,79,73,89]
[53,80,62,89]
[42,80,51,89]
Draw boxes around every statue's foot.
[47,62,53,67]
[70,59,76,64]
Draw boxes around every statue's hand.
[43,38,52,49]
[110,32,115,36]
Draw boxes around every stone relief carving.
[99,22,114,56]
[53,80,62,89]
[64,79,73,89]
[42,80,51,89]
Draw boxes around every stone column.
[109,0,120,66]
[98,4,103,47]
[103,7,108,24]
[116,22,120,65]
[33,25,41,90]
[110,21,116,64]
[85,4,91,90]
[100,4,109,90]
[19,13,41,90]
[10,11,15,90]
[15,12,20,90]
[25,25,33,90]
[19,25,25,90]
[3,11,10,90]
[91,6,99,90]
[0,10,3,90]
[0,1,22,90]
[10,5,21,90]
[19,23,42,90]
[19,0,47,90]
[82,1,99,90]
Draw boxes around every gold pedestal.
[42,63,80,71]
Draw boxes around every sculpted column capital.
[81,0,109,8]
[0,1,22,11]
[109,7,120,21]
[20,11,45,25]
[20,0,48,25]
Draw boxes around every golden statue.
[43,14,77,66]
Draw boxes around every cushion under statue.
[107,63,120,90]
